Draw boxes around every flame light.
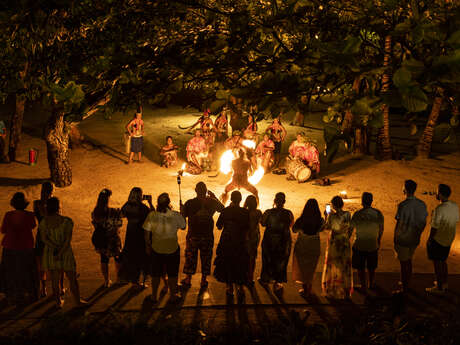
[248,166,265,185]
[220,150,235,174]
[340,191,348,199]
[242,140,256,149]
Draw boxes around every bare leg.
[150,277,160,302]
[50,270,61,306]
[138,152,142,162]
[101,263,110,287]
[128,152,134,164]
[168,276,179,300]
[368,269,376,288]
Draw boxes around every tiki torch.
[177,163,185,204]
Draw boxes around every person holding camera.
[181,182,224,289]
[143,193,186,303]
[119,188,154,288]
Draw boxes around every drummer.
[214,107,229,143]
[288,132,308,160]
[255,134,275,172]
[224,130,243,151]
[304,139,321,176]
[186,129,208,174]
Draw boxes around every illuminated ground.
[0,106,460,326]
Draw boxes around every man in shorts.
[393,179,427,293]
[350,192,384,294]
[425,184,459,294]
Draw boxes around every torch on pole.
[177,165,185,205]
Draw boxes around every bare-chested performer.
[186,129,208,174]
[221,149,259,205]
[190,109,215,147]
[214,107,229,143]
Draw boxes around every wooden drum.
[287,159,311,183]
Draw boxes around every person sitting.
[143,193,186,303]
[224,130,242,151]
[190,109,214,147]
[40,197,86,308]
[288,133,320,177]
[304,140,321,176]
[186,129,208,174]
[288,132,308,160]
[255,134,275,172]
[214,108,229,144]
[0,192,38,306]
[160,136,178,168]
[243,115,258,140]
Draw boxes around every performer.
[190,109,214,147]
[243,114,258,140]
[160,136,178,168]
[214,107,229,143]
[0,120,7,163]
[126,112,144,164]
[304,140,320,176]
[265,117,287,167]
[289,132,308,160]
[255,134,275,172]
[288,133,321,177]
[186,129,208,174]
[224,130,243,151]
[221,149,259,205]
[292,95,309,127]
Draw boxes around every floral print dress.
[321,210,352,299]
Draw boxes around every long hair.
[299,199,322,229]
[128,187,143,203]
[40,182,53,201]
[93,188,112,221]
[244,195,258,211]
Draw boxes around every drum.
[186,163,202,175]
[287,159,311,183]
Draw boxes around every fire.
[242,139,256,149]
[219,148,265,185]
[248,166,265,185]
[181,163,186,171]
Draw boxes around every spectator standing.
[292,199,324,297]
[260,192,294,293]
[181,182,224,289]
[214,191,250,298]
[40,197,86,308]
[119,187,153,288]
[0,193,38,305]
[321,196,353,300]
[91,189,123,287]
[33,182,54,297]
[393,180,427,293]
[126,112,144,164]
[350,192,384,294]
[143,193,186,303]
[244,195,262,285]
[425,184,459,294]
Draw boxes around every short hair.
[47,197,60,214]
[362,192,373,207]
[11,192,29,210]
[438,184,451,198]
[404,180,417,194]
[274,192,286,207]
[41,182,53,196]
[230,191,242,204]
[157,193,170,213]
[195,182,207,196]
[331,195,344,209]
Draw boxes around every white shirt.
[431,200,459,247]
[143,209,186,254]
[394,196,427,246]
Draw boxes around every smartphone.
[142,195,151,201]
[325,204,331,214]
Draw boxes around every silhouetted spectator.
[292,198,324,297]
[350,192,384,294]
[181,182,224,289]
[393,180,427,294]
[0,120,7,163]
[244,195,262,285]
[33,182,54,297]
[0,192,38,305]
[260,192,294,293]
[426,184,459,294]
[322,196,353,300]
[91,189,122,287]
[143,193,186,303]
[40,197,86,308]
[214,191,250,299]
[119,187,153,288]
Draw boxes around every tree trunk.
[46,109,72,187]
[417,94,443,158]
[7,95,26,162]
[378,35,393,160]
[341,77,361,133]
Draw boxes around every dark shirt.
[293,216,324,236]
[261,208,294,236]
[184,196,224,237]
[1,210,36,250]
[216,205,250,242]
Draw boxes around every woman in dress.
[265,117,287,167]
[321,195,353,299]
[260,192,294,292]
[143,193,186,303]
[214,191,250,298]
[40,197,86,308]
[33,182,54,297]
[91,189,123,287]
[126,111,144,164]
[0,193,38,305]
[244,195,262,285]
[292,199,324,296]
[160,136,178,168]
[119,188,154,287]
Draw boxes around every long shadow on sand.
[0,177,49,187]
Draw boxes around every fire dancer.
[221,149,259,205]
[255,134,275,172]
[266,117,286,167]
[186,129,208,174]
[160,136,178,168]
